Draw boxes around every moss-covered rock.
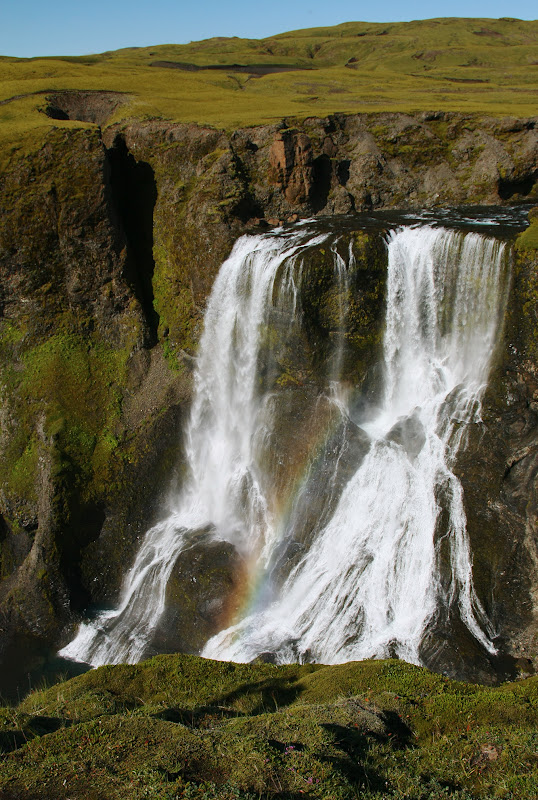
[151,529,247,656]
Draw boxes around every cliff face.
[106,111,537,387]
[454,216,538,673]
[0,112,537,671]
[0,127,191,645]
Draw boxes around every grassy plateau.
[0,17,537,154]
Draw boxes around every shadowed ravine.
[61,219,510,676]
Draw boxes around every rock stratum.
[0,107,537,683]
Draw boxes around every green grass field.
[1,655,538,798]
[1,17,537,152]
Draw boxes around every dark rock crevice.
[56,485,107,615]
[0,514,8,543]
[498,172,537,200]
[337,159,351,186]
[310,154,332,212]
[106,135,159,345]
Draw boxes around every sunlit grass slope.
[0,17,537,151]
[1,656,538,798]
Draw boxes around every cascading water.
[203,225,508,666]
[61,221,508,672]
[60,227,329,666]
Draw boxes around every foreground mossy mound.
[1,655,537,798]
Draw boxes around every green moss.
[1,655,537,798]
[0,320,24,352]
[515,216,538,252]
[153,240,201,356]
[7,437,40,503]
[19,655,314,720]
[510,213,538,364]
[0,322,137,520]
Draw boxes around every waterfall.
[61,222,508,670]
[203,226,507,665]
[60,227,329,666]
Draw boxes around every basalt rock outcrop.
[0,111,537,677]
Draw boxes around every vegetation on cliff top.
[1,655,537,799]
[0,17,537,149]
[515,207,538,251]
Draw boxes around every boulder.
[150,529,247,654]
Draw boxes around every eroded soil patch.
[44,90,128,125]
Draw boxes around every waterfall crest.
[61,223,508,670]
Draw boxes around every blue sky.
[1,1,536,58]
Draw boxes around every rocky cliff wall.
[0,112,536,668]
[102,111,537,376]
[453,213,538,677]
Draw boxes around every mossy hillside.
[0,329,130,498]
[0,322,142,613]
[512,208,538,364]
[515,208,538,252]
[0,129,139,517]
[1,655,537,798]
[512,211,538,374]
[0,316,191,612]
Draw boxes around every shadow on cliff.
[498,171,537,201]
[107,134,159,345]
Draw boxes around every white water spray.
[61,223,508,670]
[203,226,507,665]
[60,228,328,666]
